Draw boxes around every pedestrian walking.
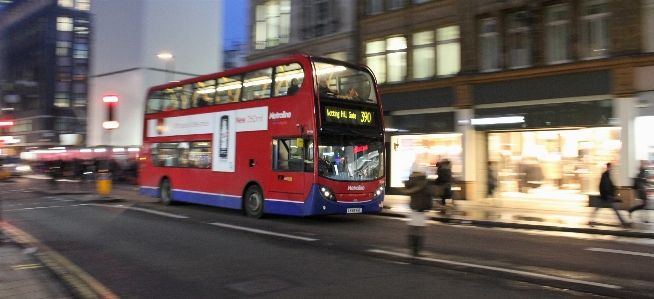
[434,159,453,206]
[628,161,650,222]
[401,171,433,257]
[590,162,631,228]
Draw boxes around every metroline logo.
[348,185,365,191]
[269,111,292,119]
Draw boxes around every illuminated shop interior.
[488,127,621,200]
[389,134,462,188]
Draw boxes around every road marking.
[12,264,43,270]
[0,222,120,299]
[368,249,622,290]
[85,204,190,219]
[586,247,654,258]
[208,222,319,242]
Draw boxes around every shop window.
[58,0,73,7]
[55,93,70,108]
[436,25,460,76]
[56,41,71,56]
[412,31,435,80]
[545,4,571,63]
[580,0,610,59]
[479,18,501,71]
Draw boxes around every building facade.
[0,0,91,154]
[87,0,222,148]
[246,0,359,64]
[361,0,654,202]
[0,0,223,157]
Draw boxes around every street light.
[157,53,175,82]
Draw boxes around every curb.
[377,211,654,239]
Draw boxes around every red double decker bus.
[139,54,385,217]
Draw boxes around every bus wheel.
[160,179,173,205]
[244,185,264,218]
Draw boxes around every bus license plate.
[347,208,362,214]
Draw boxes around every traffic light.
[102,95,119,129]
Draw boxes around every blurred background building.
[246,0,654,201]
[0,0,224,157]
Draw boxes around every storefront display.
[488,127,621,200]
[389,134,462,188]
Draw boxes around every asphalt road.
[2,177,654,298]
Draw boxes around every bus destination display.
[325,106,375,126]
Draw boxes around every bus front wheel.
[244,185,264,218]
[160,179,173,205]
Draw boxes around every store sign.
[325,106,375,126]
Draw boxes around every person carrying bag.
[401,171,433,256]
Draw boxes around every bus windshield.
[313,61,378,104]
[316,133,384,181]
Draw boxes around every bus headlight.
[319,185,337,202]
[374,185,384,197]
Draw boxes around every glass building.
[0,0,90,155]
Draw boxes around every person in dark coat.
[628,162,649,221]
[287,78,300,95]
[401,171,433,257]
[434,159,453,206]
[591,162,630,228]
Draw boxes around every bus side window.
[274,63,304,97]
[147,91,164,113]
[217,76,242,104]
[243,68,272,101]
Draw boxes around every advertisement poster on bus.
[213,111,236,172]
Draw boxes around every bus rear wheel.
[160,179,173,205]
[244,185,264,218]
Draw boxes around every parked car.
[0,156,32,177]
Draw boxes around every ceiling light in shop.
[471,116,524,125]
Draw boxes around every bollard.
[96,171,112,195]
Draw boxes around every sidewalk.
[0,237,74,299]
[381,194,654,238]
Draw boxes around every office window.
[545,4,571,63]
[387,0,403,10]
[365,40,386,84]
[645,0,654,52]
[412,31,435,79]
[386,36,407,83]
[580,0,610,59]
[56,41,71,56]
[73,44,88,59]
[436,26,460,76]
[58,0,73,7]
[413,0,432,3]
[508,12,531,68]
[367,0,383,15]
[75,0,90,11]
[55,93,71,108]
[325,52,347,61]
[479,18,501,71]
[254,0,290,49]
[57,16,73,31]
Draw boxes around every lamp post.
[157,53,175,82]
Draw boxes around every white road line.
[208,222,319,242]
[85,204,189,219]
[586,247,654,258]
[368,249,622,290]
